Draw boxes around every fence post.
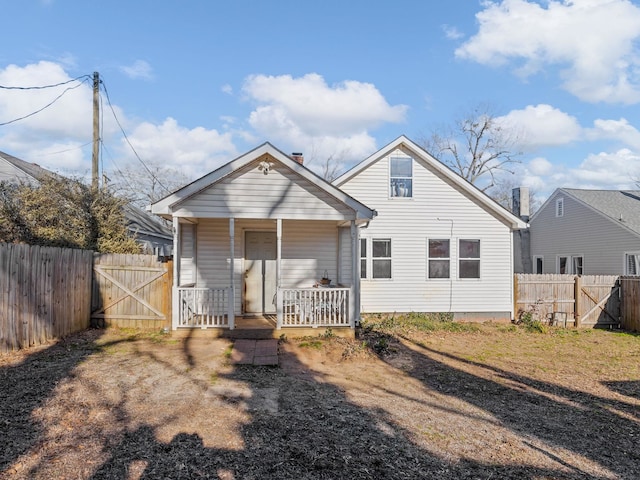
[574,275,582,328]
[513,274,519,321]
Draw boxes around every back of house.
[335,136,527,322]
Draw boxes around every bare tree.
[107,159,191,210]
[421,104,523,192]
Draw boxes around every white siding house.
[530,188,640,275]
[334,136,528,321]
[151,143,375,332]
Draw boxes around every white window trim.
[556,255,583,274]
[458,238,481,280]
[389,155,413,199]
[555,197,564,217]
[624,252,640,275]
[533,255,544,274]
[360,237,368,280]
[427,238,451,280]
[371,238,393,280]
[572,255,584,275]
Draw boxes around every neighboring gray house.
[0,150,172,255]
[530,188,640,275]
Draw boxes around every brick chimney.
[291,152,304,165]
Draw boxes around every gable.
[335,136,527,230]
[0,156,37,184]
[172,155,359,220]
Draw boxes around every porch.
[177,285,352,333]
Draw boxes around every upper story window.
[390,156,412,198]
[459,239,480,279]
[556,197,564,217]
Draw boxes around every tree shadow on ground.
[87,341,602,480]
[0,329,109,473]
[389,333,640,479]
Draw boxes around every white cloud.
[457,0,640,104]
[528,156,554,176]
[442,24,464,40]
[221,84,233,95]
[241,73,407,164]
[119,60,153,80]
[499,104,582,148]
[121,118,237,179]
[587,118,640,150]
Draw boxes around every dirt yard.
[1,320,639,480]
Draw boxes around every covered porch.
[150,143,375,334]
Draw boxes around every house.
[334,136,528,322]
[150,143,376,334]
[0,150,172,255]
[152,137,526,334]
[529,188,640,275]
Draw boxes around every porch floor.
[230,339,279,366]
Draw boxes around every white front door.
[244,231,277,314]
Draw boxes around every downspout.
[437,218,454,315]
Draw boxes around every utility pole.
[92,71,100,190]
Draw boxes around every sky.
[2,0,640,204]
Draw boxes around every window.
[390,157,412,198]
[360,238,367,279]
[625,253,640,275]
[428,239,450,279]
[557,256,569,274]
[556,197,564,217]
[533,255,543,274]
[372,239,392,279]
[459,239,480,278]
[572,256,583,275]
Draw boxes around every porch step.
[222,328,277,340]
[231,339,279,366]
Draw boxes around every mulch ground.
[1,324,639,479]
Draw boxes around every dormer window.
[390,156,412,198]
[556,197,564,217]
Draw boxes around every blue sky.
[2,0,640,203]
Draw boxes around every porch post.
[228,218,235,329]
[350,220,359,327]
[172,216,180,330]
[276,218,283,329]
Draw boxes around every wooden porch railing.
[178,287,230,328]
[280,287,350,327]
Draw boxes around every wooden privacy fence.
[514,274,620,328]
[619,277,640,332]
[91,253,172,329]
[0,243,93,353]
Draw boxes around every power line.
[0,77,91,126]
[0,75,91,90]
[100,79,170,194]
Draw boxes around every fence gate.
[91,253,172,329]
[576,275,620,327]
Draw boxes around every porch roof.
[151,143,376,223]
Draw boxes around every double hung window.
[459,239,480,279]
[428,239,450,279]
[390,157,412,198]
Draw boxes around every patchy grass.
[1,323,639,479]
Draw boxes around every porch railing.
[178,287,230,328]
[281,288,350,327]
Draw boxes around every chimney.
[291,152,304,165]
[512,187,530,222]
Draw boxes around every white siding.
[531,192,640,275]
[174,158,354,220]
[340,149,514,316]
[193,218,340,314]
[179,223,196,286]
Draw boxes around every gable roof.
[334,135,528,230]
[0,150,58,183]
[537,188,640,236]
[151,142,376,222]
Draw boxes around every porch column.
[276,218,283,329]
[350,220,359,327]
[228,218,235,329]
[172,216,180,330]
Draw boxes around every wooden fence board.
[91,253,171,330]
[0,243,93,353]
[515,274,620,328]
